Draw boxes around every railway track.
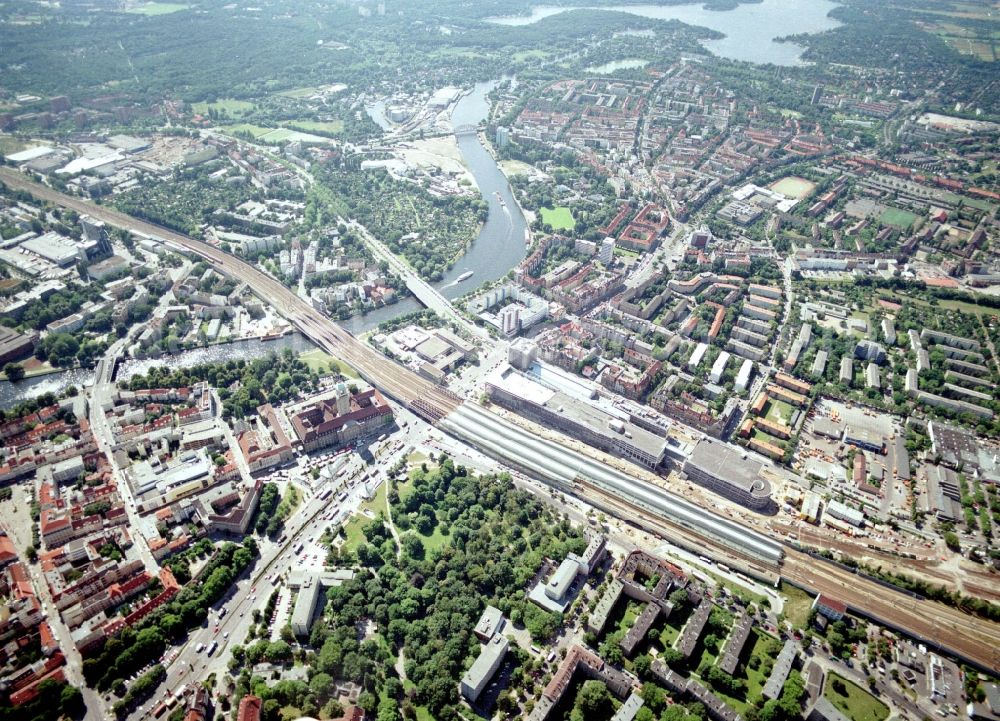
[0,168,459,419]
[783,549,1000,673]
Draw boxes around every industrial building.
[682,439,773,511]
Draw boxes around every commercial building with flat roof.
[826,499,864,527]
[486,366,666,469]
[682,439,773,511]
[474,605,505,642]
[291,578,322,637]
[460,635,508,702]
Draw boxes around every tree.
[3,362,25,382]
[944,531,961,551]
[572,680,613,721]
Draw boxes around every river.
[1,83,527,408]
[341,79,529,333]
[0,333,316,408]
[487,0,842,67]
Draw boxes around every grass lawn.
[124,2,188,14]
[341,481,389,552]
[764,399,794,426]
[780,582,814,628]
[277,86,319,98]
[512,49,550,62]
[299,348,359,378]
[192,98,254,117]
[824,672,890,721]
[223,123,271,138]
[879,206,917,230]
[964,196,996,213]
[540,206,576,231]
[287,119,344,135]
[0,136,32,155]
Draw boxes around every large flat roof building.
[486,366,666,469]
[290,578,322,637]
[682,439,773,511]
[460,635,508,702]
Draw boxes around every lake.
[487,0,842,66]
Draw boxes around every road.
[90,340,161,575]
[342,218,486,340]
[127,436,414,720]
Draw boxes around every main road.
[4,168,1000,673]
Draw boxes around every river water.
[0,334,317,408]
[341,80,529,333]
[487,0,842,67]
[1,83,526,408]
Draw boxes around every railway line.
[4,168,1000,673]
[0,167,460,420]
[782,549,1000,673]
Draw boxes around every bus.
[206,641,218,656]
[337,491,348,502]
[293,542,305,556]
[318,488,333,501]
[378,434,388,443]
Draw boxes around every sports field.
[879,206,917,229]
[540,206,575,231]
[770,176,816,200]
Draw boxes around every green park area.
[824,672,890,721]
[540,205,576,231]
[124,2,189,15]
[879,206,917,230]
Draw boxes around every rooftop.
[686,439,771,498]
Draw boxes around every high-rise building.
[599,237,616,265]
[810,85,824,106]
[80,215,113,261]
[495,126,510,148]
